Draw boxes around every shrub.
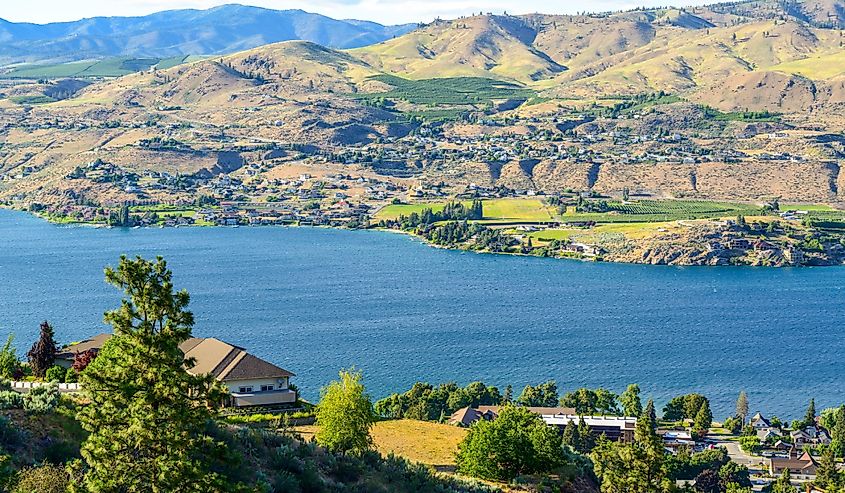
[45,366,66,383]
[23,383,59,414]
[13,463,70,493]
[64,370,78,383]
[0,391,23,410]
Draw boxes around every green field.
[357,74,534,106]
[378,197,766,224]
[376,198,554,222]
[3,55,202,79]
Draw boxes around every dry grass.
[294,419,466,468]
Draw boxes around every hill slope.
[0,5,416,66]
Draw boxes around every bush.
[13,463,70,493]
[0,391,23,410]
[45,366,66,383]
[23,383,59,414]
[64,370,78,383]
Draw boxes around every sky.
[0,0,707,26]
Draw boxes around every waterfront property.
[57,334,296,407]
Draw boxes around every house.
[757,427,782,442]
[791,426,831,447]
[659,429,696,453]
[769,450,817,479]
[55,334,296,408]
[750,412,773,430]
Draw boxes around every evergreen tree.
[814,445,842,489]
[770,468,792,493]
[502,384,513,404]
[620,384,643,417]
[644,399,657,429]
[693,400,713,436]
[562,420,580,451]
[316,369,376,454]
[26,321,58,378]
[804,398,817,428]
[736,391,749,424]
[578,415,595,452]
[75,256,231,493]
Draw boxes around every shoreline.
[4,206,838,268]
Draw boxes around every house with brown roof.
[769,450,818,479]
[448,406,577,427]
[56,334,296,408]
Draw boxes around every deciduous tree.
[620,384,643,417]
[316,369,376,454]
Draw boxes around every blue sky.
[0,0,707,25]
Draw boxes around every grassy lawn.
[294,419,466,468]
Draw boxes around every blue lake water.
[0,208,843,419]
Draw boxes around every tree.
[770,468,793,493]
[502,384,513,404]
[456,406,566,482]
[620,384,643,417]
[719,461,751,488]
[645,399,657,427]
[316,369,376,454]
[804,398,816,428]
[693,468,721,493]
[814,445,843,490]
[578,415,596,452]
[693,400,713,437]
[27,321,58,378]
[75,256,231,493]
[663,396,686,421]
[517,380,558,407]
[71,348,98,373]
[592,395,669,493]
[735,391,749,424]
[0,335,19,379]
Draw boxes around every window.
[260,385,274,392]
[238,386,253,393]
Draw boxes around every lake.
[1,208,843,419]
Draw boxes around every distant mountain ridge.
[0,4,416,66]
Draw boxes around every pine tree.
[75,256,231,493]
[26,321,58,378]
[736,391,749,423]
